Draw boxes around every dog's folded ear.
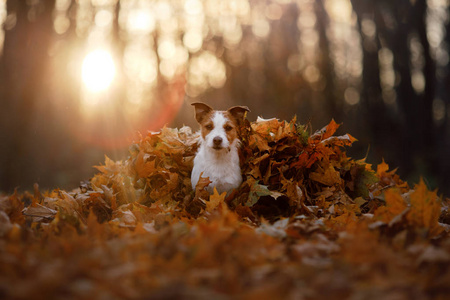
[191,102,213,123]
[228,106,250,124]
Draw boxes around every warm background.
[0,0,449,196]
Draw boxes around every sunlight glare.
[82,49,116,92]
[325,0,353,23]
[127,10,155,33]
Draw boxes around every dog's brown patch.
[222,111,238,144]
[199,111,216,140]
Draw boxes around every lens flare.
[81,49,116,92]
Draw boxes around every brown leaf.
[309,164,342,186]
[0,190,25,225]
[22,204,57,220]
[186,174,211,216]
[0,211,13,237]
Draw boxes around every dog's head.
[192,102,250,151]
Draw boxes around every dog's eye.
[205,124,213,130]
[224,125,233,131]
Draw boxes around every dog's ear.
[228,106,250,124]
[191,102,213,123]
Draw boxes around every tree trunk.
[0,0,56,192]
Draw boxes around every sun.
[81,49,116,92]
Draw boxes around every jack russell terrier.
[191,102,250,194]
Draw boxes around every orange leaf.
[135,151,156,178]
[373,188,407,223]
[309,164,341,186]
[376,160,390,176]
[406,179,443,237]
[310,119,340,142]
[325,119,340,139]
[206,188,226,212]
[327,211,359,232]
[251,117,281,137]
[195,174,212,192]
[94,155,122,175]
[248,132,271,152]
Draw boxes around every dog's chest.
[191,146,242,194]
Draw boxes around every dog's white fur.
[191,103,249,194]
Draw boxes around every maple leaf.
[274,117,298,141]
[375,160,409,192]
[327,211,359,232]
[134,150,157,178]
[309,164,342,186]
[94,155,122,175]
[248,131,271,152]
[373,188,408,223]
[310,119,340,142]
[252,117,281,137]
[406,179,443,237]
[376,160,390,175]
[206,188,226,212]
[194,174,212,195]
[185,174,211,216]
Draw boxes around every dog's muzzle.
[213,136,223,150]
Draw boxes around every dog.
[191,102,250,194]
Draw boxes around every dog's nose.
[213,136,222,146]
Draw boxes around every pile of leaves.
[1,117,449,299]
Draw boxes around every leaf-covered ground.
[1,117,449,299]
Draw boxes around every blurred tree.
[350,0,447,193]
[0,0,448,196]
[0,0,56,191]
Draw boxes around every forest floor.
[1,118,449,299]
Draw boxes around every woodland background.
[0,0,449,197]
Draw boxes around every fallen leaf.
[406,179,443,237]
[373,188,408,223]
[23,204,57,220]
[247,181,271,206]
[310,164,341,186]
[206,188,226,212]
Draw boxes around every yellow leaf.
[374,188,407,223]
[406,179,443,237]
[206,188,227,212]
